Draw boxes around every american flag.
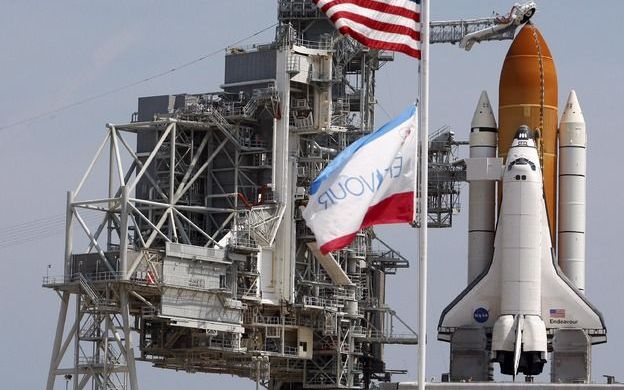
[550,308,566,318]
[313,0,421,58]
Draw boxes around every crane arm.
[430,2,537,50]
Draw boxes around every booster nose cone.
[560,90,585,124]
[471,91,497,130]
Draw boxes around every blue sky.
[1,1,623,388]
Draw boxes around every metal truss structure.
[426,127,467,229]
[430,18,515,45]
[44,2,417,390]
[43,1,532,389]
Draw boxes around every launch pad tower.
[42,1,549,388]
[43,2,418,389]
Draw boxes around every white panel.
[465,157,503,181]
[290,54,311,84]
[312,55,332,130]
[162,257,227,290]
[160,289,242,331]
[259,248,278,304]
[165,242,228,264]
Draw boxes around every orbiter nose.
[512,125,535,141]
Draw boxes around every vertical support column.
[108,126,116,248]
[273,46,294,303]
[169,124,177,241]
[232,146,240,248]
[103,312,111,390]
[120,288,139,390]
[234,149,240,209]
[367,60,375,132]
[120,186,129,280]
[65,191,74,280]
[418,1,431,389]
[73,294,80,390]
[281,312,285,355]
[346,330,354,388]
[206,131,215,232]
[359,54,366,132]
[169,123,176,201]
[46,292,70,390]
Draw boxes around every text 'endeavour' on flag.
[302,105,418,254]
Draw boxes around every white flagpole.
[418,0,430,389]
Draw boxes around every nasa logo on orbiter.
[473,307,489,323]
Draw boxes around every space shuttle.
[438,124,605,376]
[438,23,606,379]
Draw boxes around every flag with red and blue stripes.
[313,0,421,58]
[303,105,418,254]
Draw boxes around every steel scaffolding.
[44,2,416,389]
[44,1,528,389]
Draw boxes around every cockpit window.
[508,157,536,171]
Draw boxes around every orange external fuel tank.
[499,23,558,244]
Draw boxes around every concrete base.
[551,329,591,383]
[449,327,492,382]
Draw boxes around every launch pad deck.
[380,383,624,390]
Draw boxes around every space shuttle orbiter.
[438,125,606,377]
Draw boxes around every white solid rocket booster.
[467,91,498,283]
[558,90,587,293]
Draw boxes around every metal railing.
[302,296,343,308]
[246,314,297,326]
[78,273,102,304]
[42,271,160,286]
[290,113,314,131]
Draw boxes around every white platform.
[379,383,624,390]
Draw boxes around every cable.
[0,230,64,250]
[376,101,393,121]
[0,213,103,250]
[0,22,278,132]
[0,214,65,233]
